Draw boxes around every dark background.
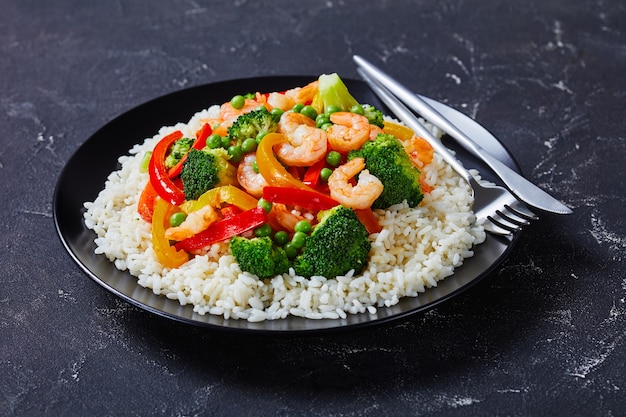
[2,1,625,416]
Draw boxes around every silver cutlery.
[354,54,572,216]
[356,67,537,235]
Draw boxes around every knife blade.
[353,54,572,215]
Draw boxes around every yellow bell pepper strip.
[255,133,317,191]
[180,185,258,214]
[148,130,186,206]
[174,206,267,252]
[167,123,212,178]
[262,186,339,211]
[151,197,189,268]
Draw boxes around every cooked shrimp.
[271,203,307,231]
[267,92,296,111]
[237,153,268,198]
[219,99,267,126]
[275,112,328,167]
[164,205,219,241]
[369,125,384,141]
[405,135,434,169]
[326,112,371,153]
[328,157,383,209]
[284,80,319,105]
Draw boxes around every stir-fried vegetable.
[137,74,435,278]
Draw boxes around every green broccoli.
[318,73,359,113]
[230,236,290,279]
[348,133,423,209]
[293,206,371,278]
[180,148,237,200]
[362,104,385,128]
[227,106,280,143]
[164,137,194,169]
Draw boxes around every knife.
[353,54,572,215]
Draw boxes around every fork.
[357,68,537,235]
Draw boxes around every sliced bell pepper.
[255,133,316,191]
[181,185,258,214]
[355,208,382,234]
[137,180,159,223]
[174,206,267,252]
[302,158,327,188]
[167,123,212,178]
[262,186,339,211]
[148,130,186,206]
[151,197,189,268]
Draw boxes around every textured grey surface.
[2,0,625,415]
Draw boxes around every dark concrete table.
[2,1,625,415]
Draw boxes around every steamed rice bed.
[83,105,486,322]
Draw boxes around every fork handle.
[356,68,474,184]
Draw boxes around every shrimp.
[267,92,296,111]
[328,157,383,210]
[218,98,268,128]
[164,204,219,241]
[326,112,371,153]
[275,112,328,167]
[405,135,434,169]
[284,80,319,105]
[237,153,268,197]
[270,203,307,231]
[369,124,384,141]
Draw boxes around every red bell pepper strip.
[148,130,186,206]
[167,123,212,178]
[175,206,267,251]
[355,208,382,234]
[302,158,326,188]
[262,186,339,211]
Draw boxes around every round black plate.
[53,76,521,335]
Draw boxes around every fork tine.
[487,213,523,233]
[506,200,538,220]
[497,207,531,226]
[483,217,515,235]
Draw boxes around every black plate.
[53,76,521,335]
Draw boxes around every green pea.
[254,223,272,238]
[300,105,317,120]
[221,136,232,148]
[252,160,259,173]
[290,231,307,249]
[169,212,187,227]
[283,242,298,258]
[230,95,245,109]
[320,122,332,131]
[270,108,284,119]
[350,104,364,115]
[257,198,273,213]
[326,105,341,114]
[207,134,223,149]
[256,131,268,143]
[241,137,258,153]
[227,145,243,162]
[315,114,330,128]
[292,103,304,113]
[320,167,333,182]
[139,151,152,173]
[325,150,342,167]
[273,230,289,246]
[294,220,312,234]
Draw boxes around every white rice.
[83,106,486,321]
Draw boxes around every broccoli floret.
[230,236,290,279]
[318,73,359,113]
[348,134,423,209]
[164,137,194,169]
[293,206,371,278]
[362,104,385,128]
[227,106,280,143]
[180,148,237,200]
